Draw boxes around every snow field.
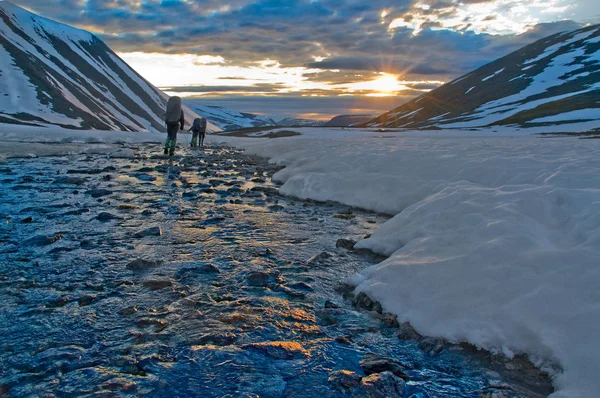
[217,127,600,398]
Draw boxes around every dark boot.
[169,148,175,157]
[164,148,169,155]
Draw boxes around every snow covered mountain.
[0,2,217,133]
[276,117,326,127]
[368,24,600,130]
[324,114,375,127]
[183,100,276,131]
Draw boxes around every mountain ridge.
[0,2,219,133]
[366,24,600,130]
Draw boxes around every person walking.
[164,96,184,156]
[190,117,207,148]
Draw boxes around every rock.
[333,213,356,220]
[118,305,138,315]
[126,258,160,270]
[53,176,89,185]
[354,371,406,397]
[108,148,135,159]
[198,263,220,273]
[360,353,409,379]
[23,233,63,246]
[141,209,153,216]
[243,341,308,360]
[143,280,173,290]
[352,292,375,311]
[134,226,162,238]
[86,189,112,198]
[418,337,446,355]
[62,208,91,216]
[193,332,237,346]
[336,238,357,250]
[78,294,97,306]
[395,322,421,341]
[328,370,361,392]
[246,271,282,287]
[285,282,313,291]
[118,204,136,210]
[96,212,122,221]
[324,300,341,309]
[21,217,33,223]
[306,251,332,265]
[47,296,71,308]
[268,204,284,211]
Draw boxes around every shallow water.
[0,144,549,397]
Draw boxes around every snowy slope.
[368,24,600,130]
[0,2,219,133]
[184,100,276,131]
[213,127,600,398]
[324,114,375,127]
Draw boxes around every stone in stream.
[328,370,362,392]
[396,322,422,341]
[96,212,123,221]
[352,292,382,314]
[360,353,409,380]
[118,305,138,315]
[62,208,91,216]
[306,251,333,265]
[246,270,282,287]
[418,337,446,355]
[242,341,308,360]
[78,294,97,306]
[354,371,406,397]
[134,226,162,238]
[192,332,237,346]
[86,188,112,198]
[23,233,63,246]
[143,280,173,290]
[126,258,160,270]
[336,238,357,250]
[324,300,341,309]
[53,176,89,185]
[21,217,33,223]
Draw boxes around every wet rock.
[96,212,123,221]
[131,173,157,182]
[86,188,112,198]
[251,186,279,196]
[109,148,135,159]
[118,204,136,210]
[324,300,341,309]
[47,296,71,308]
[333,213,356,220]
[134,226,162,238]
[306,251,332,265]
[141,209,153,216]
[23,233,63,246]
[78,294,97,306]
[285,282,313,291]
[268,204,284,211]
[418,337,446,355]
[246,271,282,287]
[143,280,173,290]
[21,217,33,223]
[395,322,422,341]
[62,208,91,217]
[53,176,89,185]
[118,305,138,315]
[354,371,406,397]
[243,341,308,360]
[352,292,376,311]
[67,168,103,175]
[136,318,167,330]
[336,238,357,250]
[126,258,160,270]
[335,336,353,345]
[275,285,306,298]
[193,332,237,346]
[328,370,361,392]
[360,353,409,379]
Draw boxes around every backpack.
[165,96,182,125]
[192,117,207,133]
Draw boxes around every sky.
[9,0,600,120]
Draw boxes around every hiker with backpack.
[164,96,185,156]
[190,117,207,148]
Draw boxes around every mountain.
[0,2,218,133]
[276,117,326,127]
[367,24,600,130]
[183,100,276,131]
[324,114,374,127]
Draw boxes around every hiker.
[164,96,184,156]
[190,117,207,148]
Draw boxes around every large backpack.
[165,96,182,125]
[192,117,207,133]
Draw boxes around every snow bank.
[217,127,600,398]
